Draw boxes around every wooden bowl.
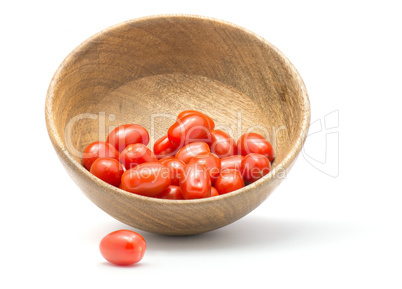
[45,15,310,235]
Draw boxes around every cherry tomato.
[163,158,185,186]
[157,185,184,200]
[159,156,175,165]
[120,162,171,197]
[237,132,275,162]
[107,124,150,153]
[99,230,146,266]
[180,163,211,199]
[82,141,119,170]
[119,143,158,170]
[214,169,244,195]
[90,158,124,187]
[220,155,244,172]
[210,187,219,197]
[241,153,272,183]
[209,130,237,158]
[175,142,210,164]
[153,135,181,159]
[177,110,215,131]
[188,152,221,182]
[168,114,212,146]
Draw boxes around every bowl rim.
[45,14,311,205]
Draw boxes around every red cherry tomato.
[107,124,150,153]
[177,110,215,131]
[209,130,237,158]
[180,163,211,199]
[163,158,186,186]
[119,143,158,170]
[175,142,210,164]
[82,141,119,170]
[99,230,146,266]
[210,187,219,197]
[168,114,212,147]
[214,169,244,195]
[220,155,244,172]
[120,162,171,197]
[90,158,124,187]
[241,153,272,183]
[237,132,275,162]
[188,152,221,182]
[157,185,184,200]
[153,135,181,159]
[159,156,175,165]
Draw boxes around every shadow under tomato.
[100,261,145,268]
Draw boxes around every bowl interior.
[46,15,309,235]
[50,16,305,165]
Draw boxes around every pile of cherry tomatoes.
[82,110,275,200]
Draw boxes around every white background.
[1,1,401,288]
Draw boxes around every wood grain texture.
[45,15,310,235]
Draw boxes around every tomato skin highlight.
[168,114,212,147]
[82,141,119,170]
[214,169,244,195]
[162,158,186,186]
[220,155,244,172]
[180,163,211,199]
[153,135,181,159]
[237,132,275,162]
[107,124,150,153]
[177,110,215,131]
[99,230,146,266]
[157,185,184,200]
[240,153,272,183]
[175,142,210,164]
[119,143,158,170]
[90,158,124,187]
[120,162,171,197]
[188,152,221,182]
[209,130,237,158]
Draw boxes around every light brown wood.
[45,15,310,235]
